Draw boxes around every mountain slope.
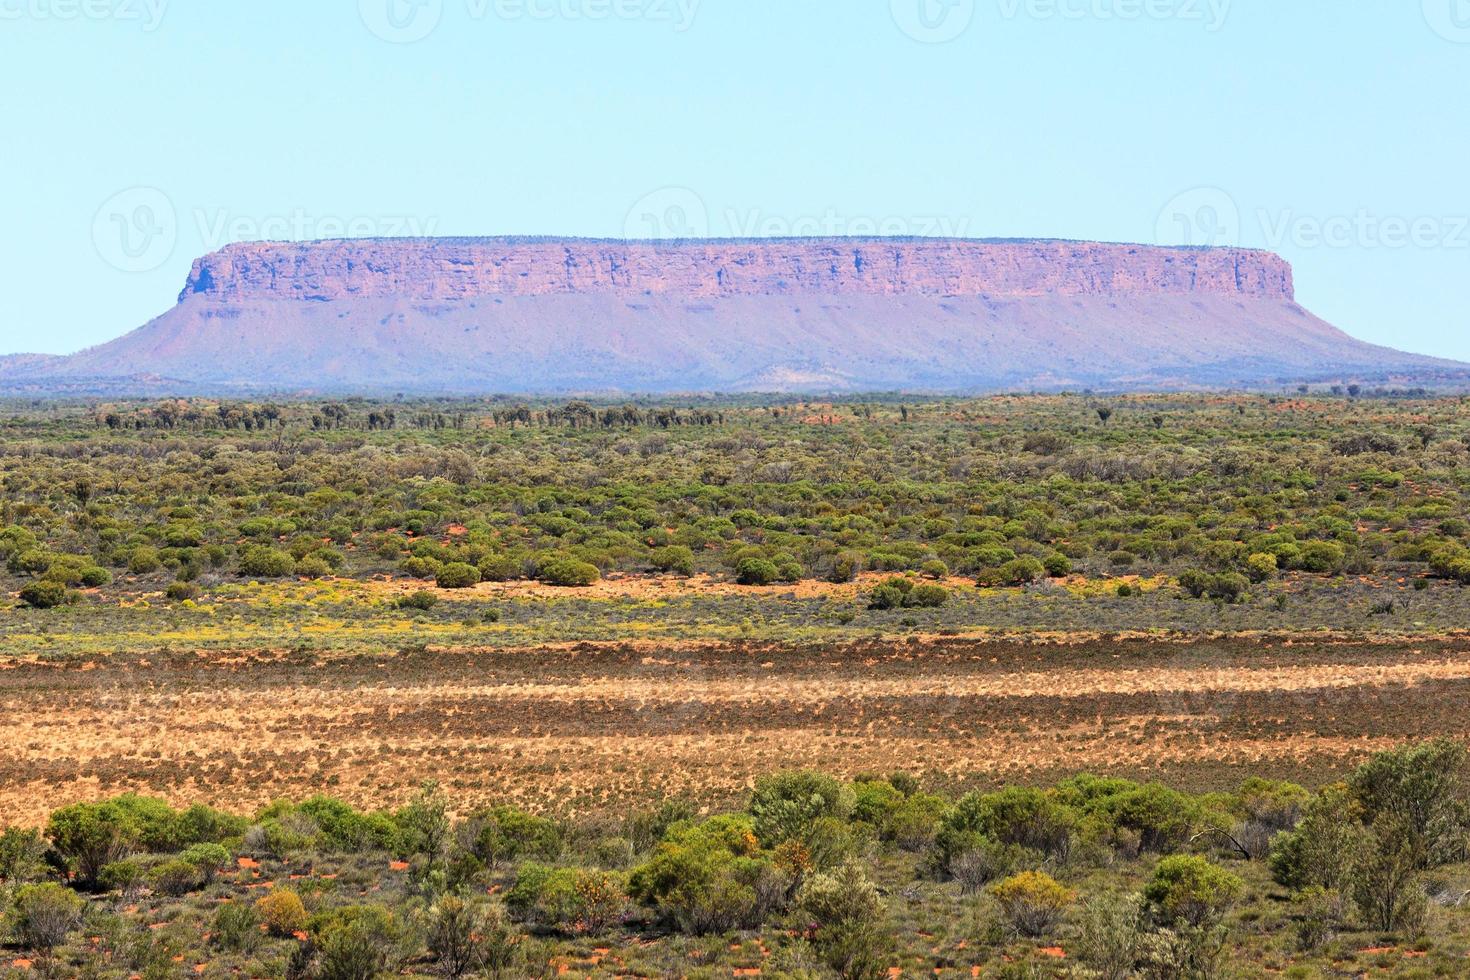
[8,237,1461,394]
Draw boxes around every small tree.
[46,800,141,888]
[427,896,520,978]
[1075,891,1146,980]
[797,860,892,979]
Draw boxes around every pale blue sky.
[3,1,1468,359]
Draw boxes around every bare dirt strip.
[3,635,1469,826]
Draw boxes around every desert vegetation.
[3,393,1470,619]
[1,741,1469,978]
[4,393,1470,976]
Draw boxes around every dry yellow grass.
[3,634,1468,826]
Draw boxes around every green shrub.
[1043,552,1073,577]
[1348,739,1470,866]
[735,557,780,586]
[921,559,950,580]
[12,882,85,953]
[436,562,482,589]
[99,859,145,895]
[165,581,199,601]
[1246,552,1279,582]
[295,555,333,579]
[888,793,948,851]
[628,815,774,934]
[506,864,626,933]
[937,787,1077,865]
[0,827,48,883]
[181,842,231,883]
[127,546,162,574]
[238,546,296,578]
[18,580,71,609]
[1089,784,1200,855]
[749,771,855,846]
[149,858,201,896]
[978,557,1045,587]
[477,554,521,582]
[213,901,261,953]
[829,551,865,583]
[797,860,892,977]
[256,887,309,936]
[311,904,414,980]
[651,545,695,577]
[47,798,148,885]
[538,558,601,587]
[991,870,1075,937]
[397,590,439,611]
[1144,856,1244,926]
[1350,818,1427,934]
[470,806,563,867]
[427,895,520,978]
[906,584,950,608]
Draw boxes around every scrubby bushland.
[0,742,1466,976]
[4,394,1469,613]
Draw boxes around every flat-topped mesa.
[180,237,1296,304]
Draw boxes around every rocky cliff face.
[8,237,1457,395]
[180,238,1296,304]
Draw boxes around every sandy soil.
[3,635,1468,826]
